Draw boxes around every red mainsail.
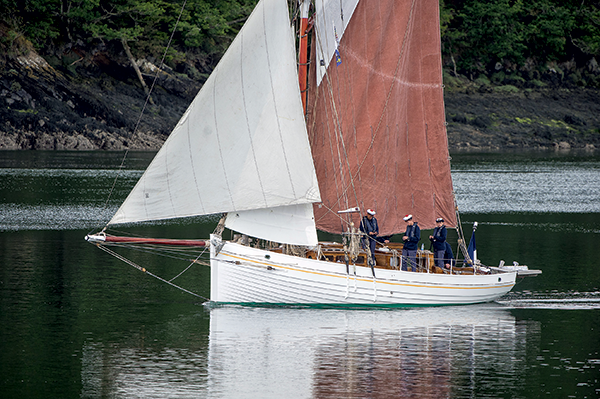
[307,0,456,235]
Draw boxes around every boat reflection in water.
[207,305,535,398]
[80,305,537,398]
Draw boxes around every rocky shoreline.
[1,51,599,151]
[445,86,600,151]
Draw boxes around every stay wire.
[311,12,357,227]
[169,246,210,282]
[95,0,189,233]
[96,244,209,301]
[102,241,208,264]
[316,0,417,233]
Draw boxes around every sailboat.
[86,0,540,306]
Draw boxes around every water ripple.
[0,204,117,231]
[497,291,600,309]
[453,162,600,213]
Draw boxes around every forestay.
[109,0,320,230]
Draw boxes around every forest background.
[1,0,599,150]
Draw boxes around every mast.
[298,0,311,113]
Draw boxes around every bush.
[474,74,491,86]
[494,85,520,93]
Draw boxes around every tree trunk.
[121,38,154,105]
[451,53,458,77]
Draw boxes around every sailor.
[360,209,380,264]
[429,218,447,269]
[401,214,420,271]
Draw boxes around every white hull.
[210,237,516,307]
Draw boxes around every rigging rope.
[309,0,418,233]
[96,244,209,301]
[103,240,208,264]
[311,11,360,231]
[170,246,209,282]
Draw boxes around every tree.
[455,0,528,72]
[85,0,168,101]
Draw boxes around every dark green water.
[1,150,599,398]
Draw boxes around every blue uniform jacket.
[360,216,379,236]
[403,223,420,250]
[431,225,447,251]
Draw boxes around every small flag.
[333,24,342,66]
[467,222,478,264]
[335,49,342,66]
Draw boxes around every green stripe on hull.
[206,301,472,309]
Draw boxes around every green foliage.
[85,0,166,41]
[474,74,491,86]
[441,0,600,76]
[523,0,575,62]
[171,0,256,58]
[571,4,600,55]
[439,0,453,38]
[531,79,547,87]
[494,84,520,93]
[442,69,462,88]
[0,0,258,66]
[1,0,599,81]
[0,0,60,48]
[459,0,528,68]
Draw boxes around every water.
[1,150,599,398]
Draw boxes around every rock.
[555,141,571,150]
[564,114,586,126]
[444,89,600,150]
[1,45,599,153]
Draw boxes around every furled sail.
[109,0,320,228]
[307,0,457,235]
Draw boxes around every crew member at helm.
[402,214,420,271]
[360,209,380,265]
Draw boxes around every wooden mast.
[298,0,310,113]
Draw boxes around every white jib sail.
[109,0,321,228]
